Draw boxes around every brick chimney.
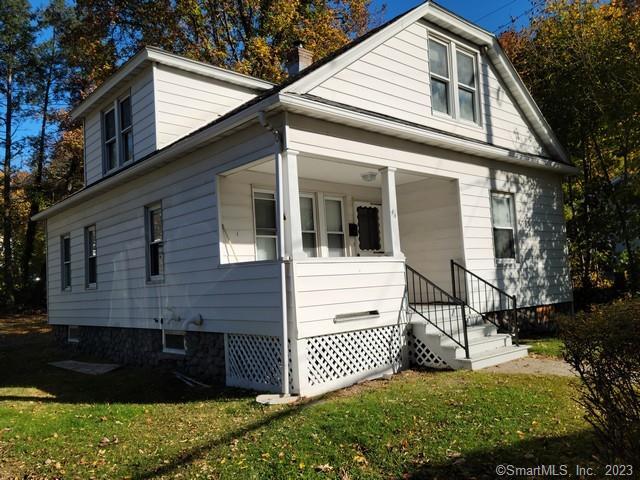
[286,41,313,76]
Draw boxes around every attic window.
[102,93,133,173]
[428,34,480,125]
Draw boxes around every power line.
[474,0,519,23]
[492,4,537,33]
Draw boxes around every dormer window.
[119,97,133,163]
[102,94,133,173]
[104,108,117,171]
[428,35,480,125]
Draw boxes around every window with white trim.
[300,194,318,257]
[456,51,477,122]
[103,108,117,172]
[119,96,133,163]
[490,192,516,260]
[146,203,164,280]
[428,38,451,115]
[253,191,278,261]
[324,197,346,257]
[428,35,480,124]
[61,233,71,290]
[163,330,186,354]
[102,93,133,173]
[85,225,97,288]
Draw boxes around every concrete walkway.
[483,356,576,377]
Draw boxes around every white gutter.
[33,94,281,221]
[278,93,578,175]
[257,111,290,397]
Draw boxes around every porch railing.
[406,264,470,359]
[450,260,519,346]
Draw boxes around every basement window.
[68,325,80,343]
[163,331,186,355]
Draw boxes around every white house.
[34,1,575,397]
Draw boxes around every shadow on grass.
[125,403,595,480]
[406,431,596,480]
[0,316,252,405]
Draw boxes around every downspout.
[258,111,290,396]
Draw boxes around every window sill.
[85,284,97,290]
[495,260,518,268]
[432,112,484,133]
[146,277,165,285]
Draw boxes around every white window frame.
[162,330,186,355]
[299,192,319,258]
[68,325,80,343]
[427,30,482,127]
[323,196,347,257]
[118,95,133,165]
[490,191,518,264]
[252,188,278,261]
[102,106,117,173]
[61,233,71,291]
[428,37,453,117]
[145,202,164,282]
[455,48,479,124]
[84,224,97,289]
[102,90,133,174]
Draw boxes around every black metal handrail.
[406,264,470,359]
[450,260,519,346]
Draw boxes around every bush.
[559,299,640,464]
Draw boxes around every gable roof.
[279,1,568,163]
[70,46,274,121]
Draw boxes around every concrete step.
[424,323,497,340]
[441,333,513,358]
[454,345,529,370]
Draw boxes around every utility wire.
[474,0,518,23]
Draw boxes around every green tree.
[19,0,73,304]
[501,0,640,299]
[0,0,35,308]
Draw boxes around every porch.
[215,150,475,396]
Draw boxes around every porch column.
[380,167,402,256]
[282,149,303,259]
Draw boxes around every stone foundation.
[52,325,225,384]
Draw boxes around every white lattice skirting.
[301,324,407,395]
[225,334,286,391]
[408,330,449,369]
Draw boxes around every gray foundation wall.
[52,325,225,383]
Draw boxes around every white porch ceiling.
[246,156,446,188]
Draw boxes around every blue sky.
[376,0,534,32]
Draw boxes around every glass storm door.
[354,202,384,256]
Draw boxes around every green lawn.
[521,336,565,359]
[0,316,595,479]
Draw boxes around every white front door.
[354,202,384,256]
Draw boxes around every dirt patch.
[483,356,576,377]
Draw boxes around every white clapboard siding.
[84,111,103,185]
[292,258,407,338]
[397,177,464,292]
[131,67,156,159]
[307,21,547,157]
[47,124,282,335]
[287,114,572,308]
[154,64,258,149]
